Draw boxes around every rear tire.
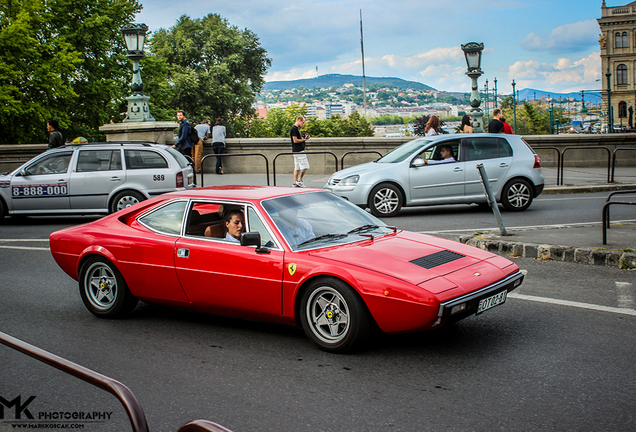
[0,198,6,221]
[299,277,371,353]
[79,256,138,318]
[501,179,533,211]
[368,183,403,217]
[110,190,145,213]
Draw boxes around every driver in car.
[424,145,455,165]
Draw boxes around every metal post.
[476,163,508,236]
[494,77,498,110]
[485,80,489,124]
[512,80,517,134]
[606,68,612,133]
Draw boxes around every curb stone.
[458,235,636,269]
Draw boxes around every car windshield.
[376,138,430,163]
[262,191,391,250]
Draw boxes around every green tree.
[146,14,271,134]
[0,0,140,143]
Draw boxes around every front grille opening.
[410,250,465,269]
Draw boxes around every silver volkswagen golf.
[0,142,195,219]
[326,134,544,217]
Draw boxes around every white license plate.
[477,290,507,314]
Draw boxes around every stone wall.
[2,134,635,175]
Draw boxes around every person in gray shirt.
[212,118,226,174]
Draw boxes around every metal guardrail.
[0,331,234,432]
[340,150,383,170]
[603,190,636,229]
[532,146,561,185]
[611,148,636,182]
[560,146,611,185]
[272,151,338,186]
[200,153,270,187]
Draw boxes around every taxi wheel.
[79,256,138,318]
[368,183,402,217]
[0,198,5,220]
[300,278,371,353]
[501,179,533,211]
[110,190,145,213]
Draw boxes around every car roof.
[161,185,325,202]
[55,142,163,150]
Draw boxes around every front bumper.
[434,271,524,326]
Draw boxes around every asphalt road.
[1,197,635,432]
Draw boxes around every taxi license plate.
[477,290,507,315]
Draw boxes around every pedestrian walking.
[501,116,513,134]
[47,119,64,148]
[425,115,440,136]
[488,108,505,133]
[290,115,310,187]
[194,120,211,173]
[212,118,226,174]
[460,115,473,133]
[174,110,193,157]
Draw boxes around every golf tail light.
[533,155,541,169]
[176,172,184,188]
[450,303,466,315]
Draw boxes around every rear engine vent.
[410,250,465,269]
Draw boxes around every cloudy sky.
[136,0,605,94]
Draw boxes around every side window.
[186,202,225,238]
[462,138,511,161]
[77,150,122,172]
[124,150,169,170]
[138,201,187,235]
[247,207,277,248]
[24,152,72,175]
[415,141,459,162]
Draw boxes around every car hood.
[331,161,396,179]
[308,231,512,294]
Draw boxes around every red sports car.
[49,186,523,352]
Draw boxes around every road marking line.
[508,293,636,316]
[0,245,50,251]
[423,220,636,234]
[0,239,49,242]
[616,281,635,310]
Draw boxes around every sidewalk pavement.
[197,167,636,269]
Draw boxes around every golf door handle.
[453,167,463,172]
[110,176,122,181]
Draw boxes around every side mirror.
[411,158,425,167]
[240,232,271,254]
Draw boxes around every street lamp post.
[121,23,155,122]
[484,80,489,123]
[512,80,517,134]
[461,42,485,133]
[606,68,612,133]
[494,77,497,110]
[549,98,554,134]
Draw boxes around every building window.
[616,32,622,47]
[619,101,627,118]
[617,64,628,85]
[623,32,629,47]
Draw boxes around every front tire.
[79,257,138,318]
[110,190,145,213]
[501,179,533,211]
[368,183,403,217]
[299,278,371,353]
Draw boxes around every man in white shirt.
[424,145,456,165]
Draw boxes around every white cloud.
[520,20,600,54]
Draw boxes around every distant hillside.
[517,88,600,102]
[263,74,436,91]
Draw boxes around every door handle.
[177,248,190,258]
[453,167,463,172]
[110,176,122,181]
[499,163,509,168]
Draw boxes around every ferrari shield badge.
[288,263,297,276]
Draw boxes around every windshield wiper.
[297,233,348,247]
[347,224,381,235]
